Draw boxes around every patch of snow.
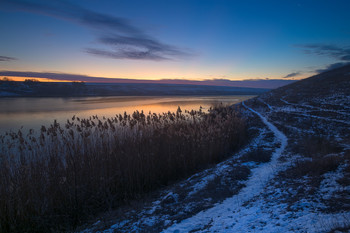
[93,220,101,226]
[187,174,216,197]
[280,98,291,105]
[142,216,158,227]
[293,112,350,126]
[279,123,314,134]
[163,166,350,232]
[280,98,350,117]
[319,164,348,200]
[108,220,128,232]
[147,200,161,215]
[258,98,273,110]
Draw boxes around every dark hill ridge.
[0,81,269,97]
[260,64,350,107]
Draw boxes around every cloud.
[295,44,350,74]
[2,0,192,61]
[0,71,114,82]
[341,55,350,60]
[315,62,350,73]
[296,44,350,61]
[86,48,171,61]
[86,35,192,61]
[0,56,17,62]
[283,72,300,79]
[2,0,140,34]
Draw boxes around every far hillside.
[260,64,350,106]
[0,79,270,97]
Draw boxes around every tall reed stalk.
[0,105,247,232]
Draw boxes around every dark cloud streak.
[296,44,350,61]
[283,72,300,79]
[2,0,140,34]
[0,56,17,62]
[2,0,192,61]
[85,48,171,61]
[86,35,192,60]
[295,43,350,74]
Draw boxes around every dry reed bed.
[0,105,247,232]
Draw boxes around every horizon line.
[0,70,297,89]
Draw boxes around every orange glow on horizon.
[4,77,72,82]
[2,75,305,84]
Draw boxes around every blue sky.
[1,0,350,82]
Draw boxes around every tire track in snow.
[162,102,288,232]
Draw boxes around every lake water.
[0,95,253,133]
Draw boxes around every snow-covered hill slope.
[81,65,350,233]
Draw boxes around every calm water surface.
[0,96,253,133]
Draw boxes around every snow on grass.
[163,197,350,232]
[164,167,350,232]
[278,105,300,113]
[162,102,288,232]
[292,112,350,126]
[186,174,217,197]
[106,220,128,233]
[280,98,350,116]
[258,98,273,110]
[278,123,315,134]
[270,101,350,126]
[318,164,349,200]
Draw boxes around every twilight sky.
[1,0,350,82]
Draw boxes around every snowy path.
[162,102,288,232]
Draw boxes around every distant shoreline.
[0,81,269,98]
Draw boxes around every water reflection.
[0,96,253,133]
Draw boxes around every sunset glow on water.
[0,95,253,133]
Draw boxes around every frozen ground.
[82,66,350,232]
[81,96,350,232]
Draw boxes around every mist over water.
[0,95,253,133]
